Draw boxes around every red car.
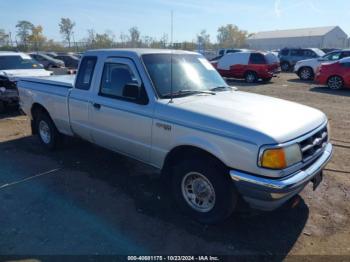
[315,57,350,90]
[211,51,280,83]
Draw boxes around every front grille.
[299,126,328,162]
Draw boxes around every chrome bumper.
[230,143,333,210]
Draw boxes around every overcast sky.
[1,0,349,42]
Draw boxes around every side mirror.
[123,82,141,100]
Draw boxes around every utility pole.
[170,10,173,49]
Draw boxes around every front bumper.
[230,143,333,211]
[0,89,19,103]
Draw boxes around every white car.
[18,49,333,223]
[294,50,350,80]
[0,52,52,111]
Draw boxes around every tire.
[327,76,344,90]
[171,157,237,224]
[298,67,314,81]
[35,111,62,150]
[244,71,258,83]
[281,62,290,72]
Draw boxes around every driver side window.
[99,63,137,99]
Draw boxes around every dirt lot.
[0,73,349,259]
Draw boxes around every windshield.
[313,49,325,57]
[0,55,44,70]
[142,53,228,98]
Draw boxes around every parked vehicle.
[279,48,325,72]
[211,51,280,83]
[54,54,80,69]
[0,52,52,112]
[44,52,59,58]
[294,49,350,80]
[315,57,350,90]
[210,48,249,61]
[321,48,340,54]
[18,49,333,224]
[29,52,65,69]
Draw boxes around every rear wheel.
[327,76,344,90]
[171,157,237,224]
[245,71,258,83]
[35,111,62,150]
[281,62,290,72]
[298,67,314,80]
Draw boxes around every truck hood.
[158,91,327,145]
[0,69,52,79]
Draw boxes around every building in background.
[247,26,348,50]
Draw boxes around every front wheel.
[35,112,62,150]
[171,157,237,224]
[327,76,344,90]
[298,67,314,80]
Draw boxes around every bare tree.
[197,30,211,50]
[59,18,75,48]
[16,20,34,47]
[129,27,141,47]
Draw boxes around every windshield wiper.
[162,89,216,98]
[210,86,232,92]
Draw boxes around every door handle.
[92,103,101,109]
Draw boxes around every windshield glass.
[142,53,228,98]
[313,49,325,57]
[0,55,44,70]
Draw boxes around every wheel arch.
[298,66,314,74]
[30,103,52,134]
[161,143,229,178]
[327,74,344,82]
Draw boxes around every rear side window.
[249,53,266,64]
[291,49,303,56]
[303,50,316,57]
[75,56,97,90]
[280,49,289,56]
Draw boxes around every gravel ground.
[0,73,349,259]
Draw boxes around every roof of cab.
[85,48,198,56]
[0,51,26,56]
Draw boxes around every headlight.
[259,144,302,169]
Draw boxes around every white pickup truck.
[18,49,333,224]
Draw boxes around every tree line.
[0,18,249,52]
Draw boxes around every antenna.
[169,10,174,103]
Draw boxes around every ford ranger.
[18,49,333,224]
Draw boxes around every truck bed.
[18,75,75,136]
